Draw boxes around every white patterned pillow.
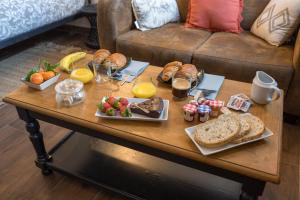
[251,0,300,46]
[132,0,180,31]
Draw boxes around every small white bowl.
[21,73,61,90]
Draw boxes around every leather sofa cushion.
[241,0,270,30]
[192,31,294,91]
[117,23,211,66]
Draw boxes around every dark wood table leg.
[240,180,265,200]
[16,107,52,175]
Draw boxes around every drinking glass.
[131,77,157,98]
[172,71,191,100]
[92,58,109,84]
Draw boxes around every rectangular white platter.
[185,125,273,156]
[21,74,60,90]
[95,98,169,122]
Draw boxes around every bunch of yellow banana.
[59,52,86,73]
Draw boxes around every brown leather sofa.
[97,0,300,116]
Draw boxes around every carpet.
[0,42,82,102]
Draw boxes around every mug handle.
[271,86,281,101]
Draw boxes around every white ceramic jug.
[250,71,281,104]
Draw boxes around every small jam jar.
[55,79,85,107]
[209,100,224,117]
[198,105,211,122]
[183,104,197,122]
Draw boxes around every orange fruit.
[30,73,44,84]
[41,71,55,81]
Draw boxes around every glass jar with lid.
[55,79,85,107]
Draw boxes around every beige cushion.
[192,31,294,91]
[116,23,211,66]
[251,0,300,46]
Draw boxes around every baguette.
[232,113,265,143]
[194,116,240,148]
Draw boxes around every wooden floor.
[0,28,299,200]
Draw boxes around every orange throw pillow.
[185,0,244,33]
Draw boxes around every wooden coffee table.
[3,55,282,200]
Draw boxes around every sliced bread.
[194,116,240,148]
[232,113,265,143]
[219,113,250,139]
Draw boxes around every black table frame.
[16,106,266,200]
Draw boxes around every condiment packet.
[233,93,252,102]
[227,93,251,112]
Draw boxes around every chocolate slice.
[130,97,164,118]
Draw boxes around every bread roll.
[94,49,111,64]
[162,61,182,81]
[179,64,198,82]
[103,53,127,70]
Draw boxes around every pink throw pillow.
[185,0,244,33]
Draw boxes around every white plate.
[21,74,60,90]
[95,98,169,121]
[185,125,273,156]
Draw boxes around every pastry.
[179,64,198,82]
[162,61,182,81]
[94,49,111,64]
[130,97,164,118]
[194,115,240,148]
[232,113,265,143]
[103,53,127,70]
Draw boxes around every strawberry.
[106,107,116,116]
[97,102,111,113]
[113,101,122,109]
[103,96,109,102]
[97,102,105,112]
[103,102,111,112]
[107,96,116,106]
[119,98,129,106]
[120,106,132,117]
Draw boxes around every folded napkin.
[113,60,149,82]
[189,73,225,100]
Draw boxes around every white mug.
[250,71,281,104]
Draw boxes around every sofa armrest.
[285,29,300,115]
[293,29,300,68]
[97,0,133,52]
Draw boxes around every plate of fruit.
[21,60,60,90]
[95,96,169,121]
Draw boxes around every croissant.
[94,49,111,64]
[179,64,198,82]
[162,61,182,81]
[103,53,127,70]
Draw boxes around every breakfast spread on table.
[20,49,277,155]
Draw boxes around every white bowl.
[21,73,61,90]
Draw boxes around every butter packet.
[227,94,251,112]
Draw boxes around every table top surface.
[3,54,283,183]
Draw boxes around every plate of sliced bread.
[185,113,273,155]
